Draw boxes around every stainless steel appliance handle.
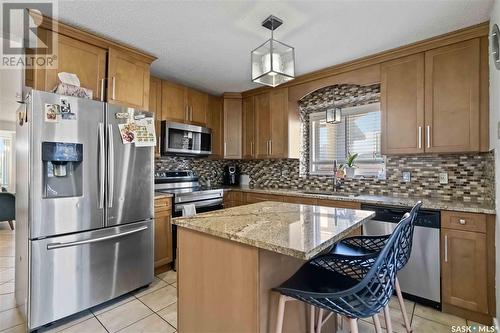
[426,125,431,149]
[108,124,114,208]
[444,234,448,262]
[98,123,105,209]
[418,126,422,149]
[47,226,148,250]
[100,78,105,102]
[112,77,116,100]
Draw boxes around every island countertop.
[173,201,375,260]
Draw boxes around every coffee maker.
[223,165,240,186]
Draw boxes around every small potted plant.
[340,152,358,178]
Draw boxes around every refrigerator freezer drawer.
[29,220,154,330]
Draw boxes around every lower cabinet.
[441,211,495,324]
[244,192,284,204]
[154,197,173,268]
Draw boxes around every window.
[309,102,384,177]
[0,131,15,191]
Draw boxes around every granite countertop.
[223,186,495,215]
[154,192,173,199]
[173,201,375,260]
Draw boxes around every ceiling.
[48,1,494,95]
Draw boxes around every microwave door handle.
[107,124,114,208]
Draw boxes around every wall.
[490,0,500,323]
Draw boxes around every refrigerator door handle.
[46,226,148,250]
[107,124,115,208]
[98,123,105,209]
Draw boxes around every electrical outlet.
[402,171,411,182]
[439,172,448,184]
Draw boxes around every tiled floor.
[0,223,486,332]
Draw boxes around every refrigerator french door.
[16,90,154,331]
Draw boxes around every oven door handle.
[175,198,223,212]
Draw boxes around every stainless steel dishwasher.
[361,204,441,309]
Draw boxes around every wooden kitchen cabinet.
[161,81,187,123]
[381,53,425,155]
[149,76,162,156]
[242,96,256,159]
[254,92,271,159]
[441,211,495,324]
[186,88,208,126]
[316,199,361,209]
[244,192,283,204]
[154,197,173,268]
[107,47,150,109]
[424,39,480,153]
[27,30,107,101]
[223,94,243,159]
[224,190,245,208]
[207,95,224,158]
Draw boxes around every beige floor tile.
[0,323,26,333]
[118,314,175,333]
[0,283,14,295]
[38,310,94,333]
[411,315,456,332]
[0,307,24,331]
[388,295,414,315]
[0,258,14,269]
[91,293,136,316]
[157,302,177,329]
[0,293,16,312]
[138,286,177,312]
[171,282,177,289]
[0,269,14,284]
[360,308,408,333]
[58,317,107,333]
[414,304,466,326]
[96,299,152,333]
[156,270,176,284]
[134,277,168,298]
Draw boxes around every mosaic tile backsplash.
[156,152,494,203]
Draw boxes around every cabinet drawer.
[154,197,172,212]
[244,192,283,204]
[316,199,361,209]
[442,211,487,233]
[282,196,318,205]
[224,190,243,203]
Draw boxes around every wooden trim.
[480,36,490,152]
[223,92,243,99]
[487,214,496,316]
[242,21,489,97]
[29,10,156,63]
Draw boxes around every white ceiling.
[49,0,494,95]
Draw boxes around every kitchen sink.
[300,190,360,197]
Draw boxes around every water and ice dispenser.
[42,142,83,198]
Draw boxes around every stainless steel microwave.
[161,121,212,156]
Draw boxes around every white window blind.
[309,103,384,176]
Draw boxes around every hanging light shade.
[326,107,342,124]
[251,15,295,87]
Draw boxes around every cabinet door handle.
[444,234,448,263]
[190,106,193,121]
[269,140,272,155]
[224,142,227,156]
[459,219,466,225]
[418,126,422,149]
[100,78,105,102]
[251,142,254,156]
[112,77,116,100]
[426,125,431,149]
[185,105,189,121]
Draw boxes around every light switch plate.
[439,172,448,184]
[402,171,411,182]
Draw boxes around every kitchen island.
[174,201,375,333]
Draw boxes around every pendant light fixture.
[251,15,295,87]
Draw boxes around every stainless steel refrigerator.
[15,90,154,331]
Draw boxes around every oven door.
[173,198,224,217]
[161,121,211,156]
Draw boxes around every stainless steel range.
[154,170,224,268]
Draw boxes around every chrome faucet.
[333,160,343,192]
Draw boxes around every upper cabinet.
[242,96,255,159]
[207,95,224,158]
[381,38,488,154]
[381,53,425,155]
[424,39,480,153]
[25,14,156,108]
[223,94,243,159]
[161,82,208,126]
[107,47,150,110]
[254,93,271,159]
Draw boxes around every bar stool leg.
[372,313,383,333]
[309,305,315,333]
[349,318,358,333]
[395,277,412,332]
[383,305,393,333]
[275,295,287,333]
[316,308,323,333]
